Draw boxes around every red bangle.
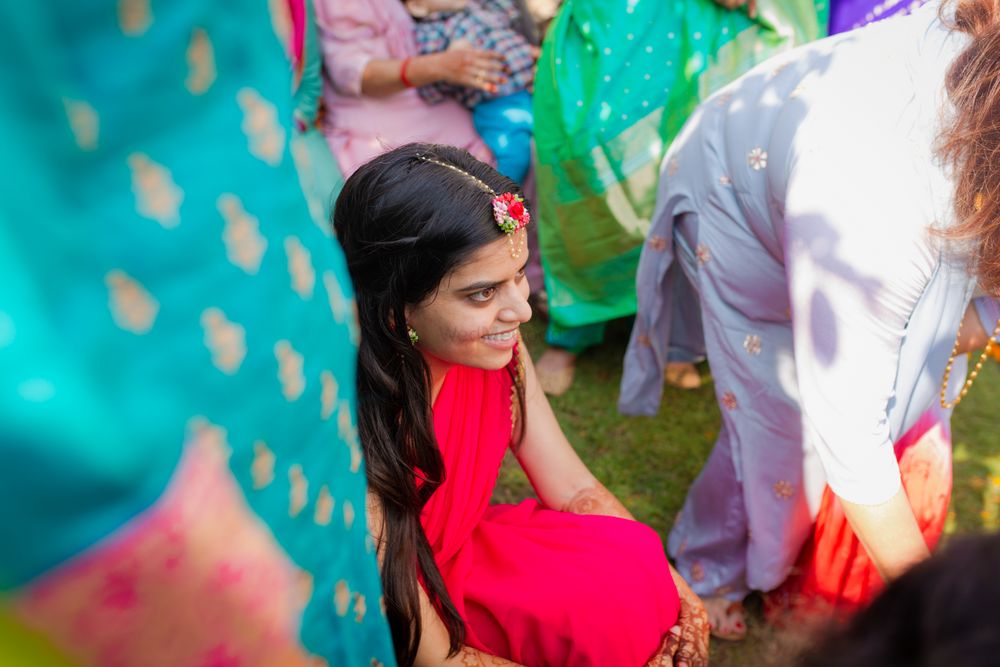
[400,57,415,88]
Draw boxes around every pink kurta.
[423,355,680,666]
[314,0,493,176]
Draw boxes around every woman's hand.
[363,46,507,97]
[424,41,508,91]
[646,569,710,667]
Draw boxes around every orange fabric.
[765,409,952,623]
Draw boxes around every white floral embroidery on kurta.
[743,334,762,356]
[747,147,768,171]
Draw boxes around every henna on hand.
[670,572,711,667]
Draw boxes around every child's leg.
[472,90,533,184]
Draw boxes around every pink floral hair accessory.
[492,193,531,234]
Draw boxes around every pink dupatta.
[422,354,680,666]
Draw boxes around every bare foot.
[535,347,577,396]
[665,361,702,390]
[703,596,747,641]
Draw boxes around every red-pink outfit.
[423,355,680,666]
[314,0,493,177]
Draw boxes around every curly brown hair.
[938,0,1000,295]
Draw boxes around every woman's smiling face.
[405,232,532,370]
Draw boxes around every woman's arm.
[511,340,618,515]
[839,489,930,580]
[513,343,710,666]
[314,1,506,98]
[843,300,998,579]
[360,48,508,98]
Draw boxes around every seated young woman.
[334,143,708,667]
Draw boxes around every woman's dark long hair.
[334,143,527,666]
[938,0,1000,295]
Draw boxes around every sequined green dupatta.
[533,0,827,329]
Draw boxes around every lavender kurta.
[620,4,990,597]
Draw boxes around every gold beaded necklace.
[939,314,1000,409]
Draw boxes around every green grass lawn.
[493,316,1000,666]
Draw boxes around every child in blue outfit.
[406,0,536,183]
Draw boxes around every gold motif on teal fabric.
[338,400,362,473]
[118,0,152,36]
[289,142,327,230]
[314,486,334,526]
[291,141,311,171]
[106,270,159,334]
[334,580,351,617]
[297,571,314,609]
[274,340,305,401]
[63,99,99,151]
[187,416,231,462]
[237,88,286,167]
[201,307,247,374]
[251,441,276,489]
[353,593,367,623]
[323,271,359,346]
[285,236,315,299]
[288,464,308,517]
[185,28,217,95]
[323,271,348,323]
[128,153,183,228]
[268,0,292,56]
[343,499,355,531]
[320,370,338,420]
[218,194,268,275]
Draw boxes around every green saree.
[533,0,827,338]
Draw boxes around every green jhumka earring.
[407,327,419,345]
